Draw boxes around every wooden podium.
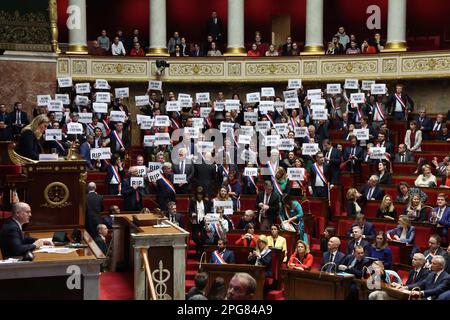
[19,161,87,230]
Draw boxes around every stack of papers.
[0,258,21,264]
[34,247,77,254]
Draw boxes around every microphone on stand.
[198,251,207,271]
[319,262,337,278]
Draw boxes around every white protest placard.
[140,117,154,130]
[362,80,375,91]
[192,117,204,128]
[200,107,212,118]
[327,83,341,94]
[255,121,271,132]
[350,93,365,104]
[136,166,147,177]
[213,200,233,212]
[147,170,162,183]
[312,108,328,120]
[154,132,171,145]
[78,112,93,124]
[184,127,199,139]
[370,147,386,160]
[283,90,297,100]
[93,102,108,113]
[311,99,326,108]
[244,167,258,177]
[95,92,111,103]
[76,83,90,94]
[45,129,62,141]
[240,149,258,163]
[178,93,191,100]
[143,135,155,147]
[178,97,193,109]
[197,141,214,153]
[258,100,274,113]
[344,79,359,89]
[287,168,305,181]
[90,147,111,160]
[37,95,51,107]
[214,101,225,111]
[307,89,322,101]
[265,135,280,147]
[134,95,149,107]
[225,99,241,112]
[136,114,148,125]
[220,122,235,133]
[261,87,275,97]
[154,115,170,127]
[274,101,285,113]
[173,174,187,184]
[239,126,254,136]
[295,127,308,138]
[205,213,220,224]
[244,112,258,122]
[148,80,162,91]
[302,143,320,156]
[166,101,181,112]
[47,100,63,112]
[354,128,370,140]
[284,98,299,109]
[288,79,302,89]
[238,135,252,145]
[246,92,260,103]
[196,92,210,103]
[109,110,126,122]
[95,79,109,90]
[67,122,84,134]
[115,87,129,98]
[130,177,145,188]
[279,138,295,151]
[55,94,70,105]
[371,83,386,95]
[274,123,289,135]
[148,162,163,172]
[75,95,89,106]
[57,77,72,88]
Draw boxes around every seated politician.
[0,202,53,257]
[267,224,287,262]
[288,240,313,271]
[338,245,371,279]
[321,236,346,272]
[248,235,272,276]
[235,223,258,247]
[210,238,235,264]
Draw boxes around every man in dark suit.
[172,147,195,194]
[423,234,447,268]
[308,152,331,197]
[0,202,52,257]
[155,163,176,212]
[79,135,94,171]
[347,226,372,256]
[166,201,184,228]
[343,136,364,173]
[322,139,341,184]
[94,224,109,255]
[85,182,104,238]
[255,181,281,231]
[0,103,12,141]
[405,253,430,286]
[194,152,217,197]
[107,122,130,159]
[394,143,415,163]
[8,102,29,137]
[121,166,146,212]
[206,11,222,43]
[375,131,394,159]
[387,84,414,120]
[210,238,235,264]
[190,43,204,57]
[416,109,433,139]
[431,114,446,134]
[347,214,376,242]
[360,175,385,201]
[338,245,371,279]
[321,236,346,272]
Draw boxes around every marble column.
[384,0,408,52]
[66,0,87,54]
[147,0,169,56]
[225,0,246,56]
[302,0,324,55]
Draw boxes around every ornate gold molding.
[301,45,325,56]
[169,63,224,77]
[322,60,378,75]
[246,62,300,76]
[92,61,147,75]
[48,0,59,53]
[67,45,88,55]
[382,41,407,53]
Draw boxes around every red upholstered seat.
[414,226,432,251]
[0,165,21,175]
[337,219,353,236]
[103,196,124,210]
[390,245,401,264]
[240,196,255,211]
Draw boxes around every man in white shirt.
[111,36,126,56]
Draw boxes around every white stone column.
[302,0,324,55]
[66,0,88,54]
[384,0,408,51]
[225,0,246,56]
[147,0,169,56]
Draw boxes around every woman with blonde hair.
[367,260,402,286]
[414,164,437,188]
[403,193,427,222]
[386,215,418,255]
[346,188,362,217]
[376,195,397,220]
[288,240,313,270]
[16,114,49,160]
[275,167,289,195]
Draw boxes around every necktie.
[135,190,139,202]
[413,270,418,282]
[433,273,438,283]
[367,187,373,199]
[16,111,21,125]
[329,252,334,263]
[401,154,405,163]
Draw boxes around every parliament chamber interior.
[1,0,450,302]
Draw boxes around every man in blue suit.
[360,175,385,202]
[347,214,376,241]
[431,193,450,238]
[415,109,433,140]
[347,226,372,256]
[339,245,371,279]
[321,237,346,272]
[79,134,94,170]
[210,238,235,264]
[405,253,429,286]
[343,136,364,173]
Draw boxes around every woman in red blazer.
[234,223,258,247]
[288,240,314,270]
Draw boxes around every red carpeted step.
[189,240,196,247]
[266,289,284,300]
[99,272,134,300]
[187,249,197,256]
[186,270,197,281]
[185,279,195,292]
[187,259,200,270]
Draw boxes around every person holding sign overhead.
[121,166,146,212]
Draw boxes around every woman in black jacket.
[16,114,49,160]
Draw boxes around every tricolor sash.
[111,165,122,194]
[113,130,125,149]
[87,123,95,132]
[330,97,341,110]
[353,103,362,121]
[103,120,111,135]
[290,117,297,130]
[266,114,275,126]
[171,118,180,129]
[222,164,229,177]
[55,140,65,152]
[395,94,407,110]
[312,162,328,185]
[212,250,226,264]
[206,116,213,128]
[374,102,385,121]
[212,222,224,239]
[267,161,283,194]
[160,175,176,194]
[247,176,259,192]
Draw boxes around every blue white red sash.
[395,94,407,110]
[266,161,283,194]
[111,165,122,194]
[87,123,95,132]
[171,118,180,129]
[290,117,297,130]
[312,162,328,185]
[212,222,224,239]
[160,175,176,194]
[103,120,111,135]
[113,130,125,149]
[353,103,362,121]
[222,164,229,177]
[55,140,65,152]
[248,176,259,191]
[212,250,226,264]
[266,114,275,126]
[374,102,385,121]
[206,116,213,128]
[330,97,341,110]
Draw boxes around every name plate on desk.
[38,154,59,161]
